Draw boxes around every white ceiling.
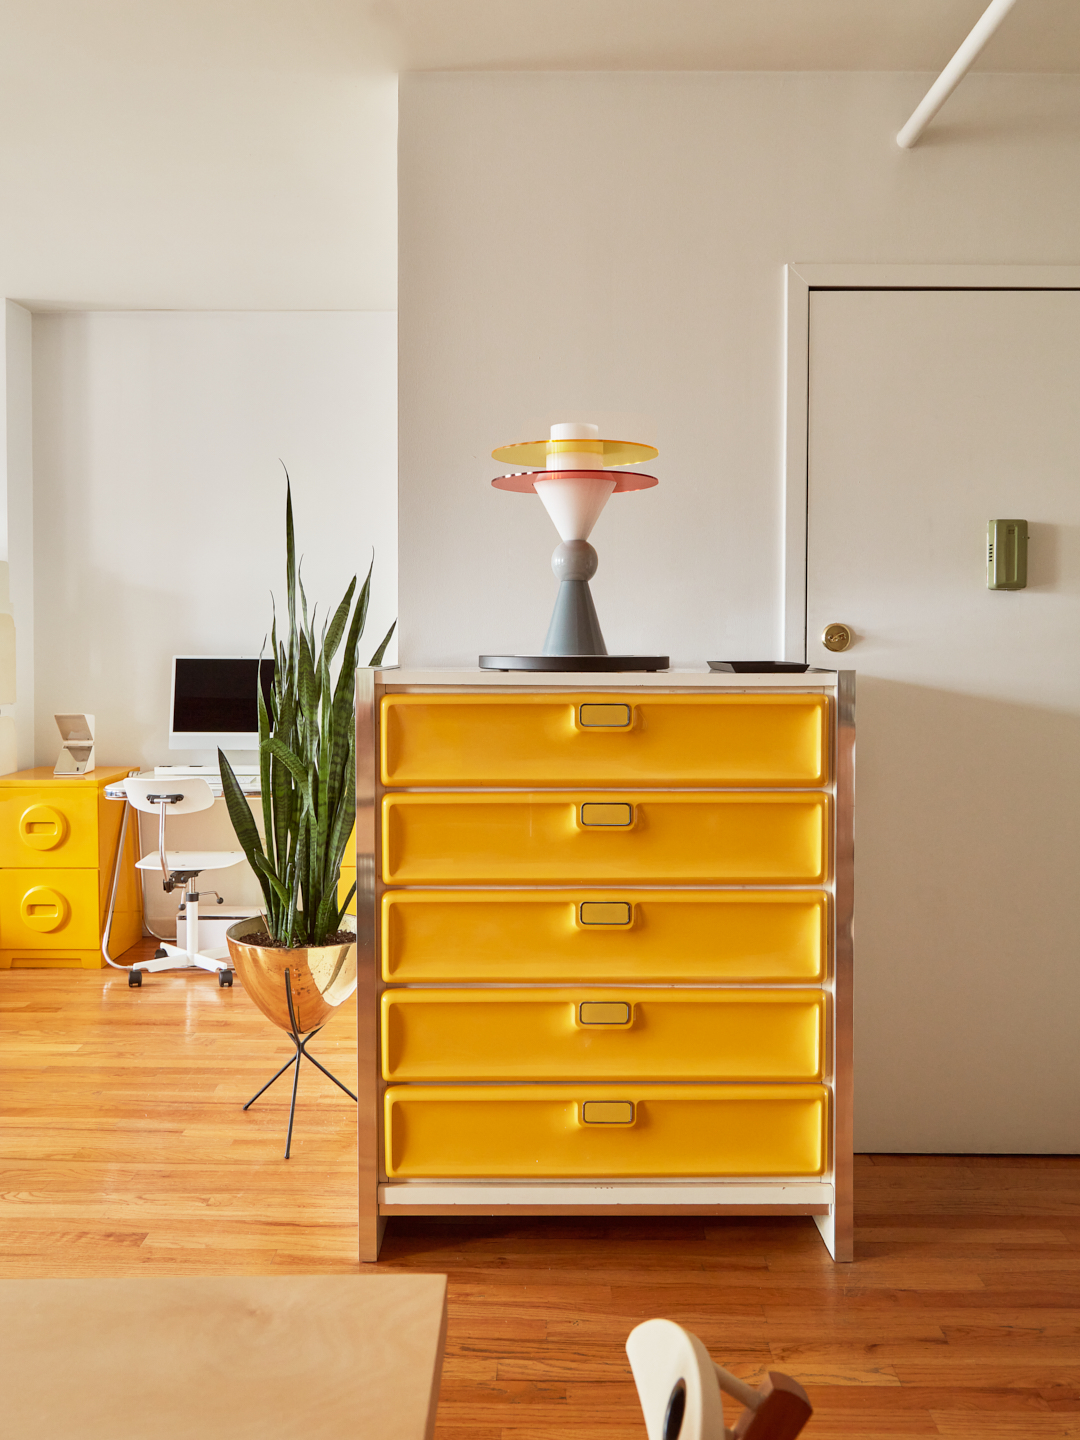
[376,0,1080,73]
[4,1,1080,79]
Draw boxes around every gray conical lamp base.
[480,423,669,673]
[543,542,606,656]
[482,537,668,672]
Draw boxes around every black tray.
[708,661,810,673]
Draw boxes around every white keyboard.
[153,765,260,779]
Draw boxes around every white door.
[806,289,1080,1152]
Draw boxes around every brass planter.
[226,917,357,1034]
[226,917,358,1158]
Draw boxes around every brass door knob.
[822,623,853,653]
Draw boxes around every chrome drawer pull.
[579,1001,631,1026]
[581,1100,634,1125]
[580,802,633,827]
[579,900,632,926]
[578,703,631,728]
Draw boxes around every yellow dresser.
[0,766,143,968]
[357,672,853,1261]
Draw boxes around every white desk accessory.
[54,713,95,775]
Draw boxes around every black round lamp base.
[479,654,670,673]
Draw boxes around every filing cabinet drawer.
[381,889,827,983]
[0,791,99,868]
[0,869,101,949]
[381,988,826,1082]
[382,792,829,885]
[384,1083,829,1178]
[381,693,828,787]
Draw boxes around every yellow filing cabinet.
[358,675,854,1263]
[0,767,142,968]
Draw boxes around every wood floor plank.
[3,964,1080,1439]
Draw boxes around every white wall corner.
[4,300,34,769]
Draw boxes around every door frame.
[783,263,1080,661]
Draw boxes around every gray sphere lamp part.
[479,422,670,673]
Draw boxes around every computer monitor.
[169,656,275,751]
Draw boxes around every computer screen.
[169,656,275,751]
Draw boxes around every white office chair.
[123,777,245,989]
[626,1319,811,1440]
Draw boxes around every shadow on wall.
[853,676,1080,1155]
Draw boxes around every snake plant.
[218,478,393,947]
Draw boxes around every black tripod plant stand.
[243,966,357,1159]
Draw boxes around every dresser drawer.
[382,889,826,983]
[381,692,828,787]
[0,791,99,868]
[382,792,829,885]
[381,988,825,1082]
[0,869,101,949]
[384,1083,828,1178]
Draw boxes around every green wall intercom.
[987,519,1028,591]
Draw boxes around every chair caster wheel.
[128,968,143,987]
[154,947,168,959]
[218,969,234,987]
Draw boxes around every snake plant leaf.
[323,576,358,659]
[334,878,357,932]
[219,751,276,916]
[223,476,392,946]
[324,770,356,899]
[368,620,396,667]
[266,736,313,806]
[284,470,297,639]
[252,849,291,905]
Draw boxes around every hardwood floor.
[3,952,1079,1438]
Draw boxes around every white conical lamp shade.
[533,475,616,542]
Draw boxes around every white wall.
[3,303,33,767]
[32,310,396,922]
[398,71,1080,665]
[0,5,396,311]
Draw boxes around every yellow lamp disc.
[492,437,658,468]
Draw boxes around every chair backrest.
[626,1319,726,1440]
[626,1320,811,1440]
[123,777,215,815]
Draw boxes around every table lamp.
[479,422,670,672]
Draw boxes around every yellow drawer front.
[381,989,825,1082]
[382,793,829,885]
[382,890,826,983]
[0,869,101,949]
[0,791,99,868]
[381,693,828,787]
[384,1084,828,1178]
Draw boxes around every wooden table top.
[1,1273,448,1440]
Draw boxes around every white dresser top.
[376,667,842,691]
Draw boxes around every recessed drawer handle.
[20,886,70,932]
[19,805,69,851]
[579,1002,631,1026]
[578,704,631,728]
[579,901,632,926]
[581,1100,635,1125]
[580,803,633,828]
